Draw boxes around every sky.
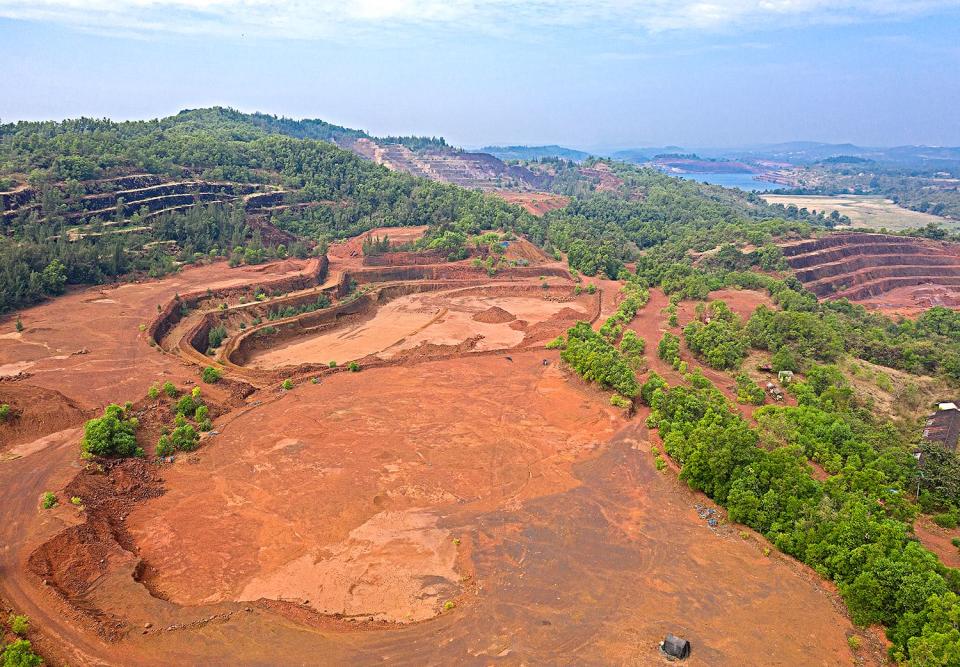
[1,1,959,149]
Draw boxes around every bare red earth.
[0,250,876,666]
[491,191,570,216]
[781,232,960,315]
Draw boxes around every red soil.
[578,162,624,193]
[329,226,430,259]
[0,383,89,452]
[492,191,569,216]
[472,305,516,323]
[782,232,960,314]
[0,251,874,665]
[0,259,313,411]
[914,517,960,569]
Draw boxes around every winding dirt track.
[0,256,873,666]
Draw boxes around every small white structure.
[938,402,958,411]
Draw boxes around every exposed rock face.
[342,139,552,191]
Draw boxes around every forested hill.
[0,107,836,315]
[0,107,522,312]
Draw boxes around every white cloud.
[0,0,957,39]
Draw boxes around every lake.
[673,172,783,192]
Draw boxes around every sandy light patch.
[239,509,458,621]
[247,290,588,367]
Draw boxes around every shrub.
[40,492,57,510]
[1,639,42,667]
[933,512,959,529]
[586,284,596,294]
[147,385,160,399]
[328,361,337,368]
[15,316,23,332]
[162,382,178,398]
[80,404,139,458]
[191,387,201,400]
[560,322,638,397]
[170,424,199,452]
[70,496,82,506]
[640,372,668,406]
[195,405,209,422]
[619,330,645,369]
[201,366,222,384]
[0,404,11,422]
[281,379,294,391]
[847,635,861,651]
[8,613,30,636]
[208,325,228,348]
[610,394,631,409]
[310,377,319,384]
[348,362,361,372]
[654,456,666,471]
[684,317,747,370]
[657,332,682,369]
[175,394,198,416]
[198,418,213,432]
[735,373,766,406]
[546,335,566,350]
[156,435,174,457]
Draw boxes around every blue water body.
[672,172,783,192]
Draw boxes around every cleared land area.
[0,244,878,665]
[762,194,957,231]
[247,288,590,367]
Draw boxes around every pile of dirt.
[519,307,585,346]
[472,306,515,324]
[0,384,90,452]
[501,236,555,264]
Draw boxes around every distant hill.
[608,146,688,164]
[715,142,960,167]
[173,107,449,152]
[602,141,960,168]
[480,145,590,162]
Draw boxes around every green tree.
[80,404,139,458]
[1,639,43,667]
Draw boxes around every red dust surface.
[492,191,570,216]
[0,259,314,410]
[914,517,960,569]
[0,249,876,666]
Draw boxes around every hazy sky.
[1,1,959,149]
